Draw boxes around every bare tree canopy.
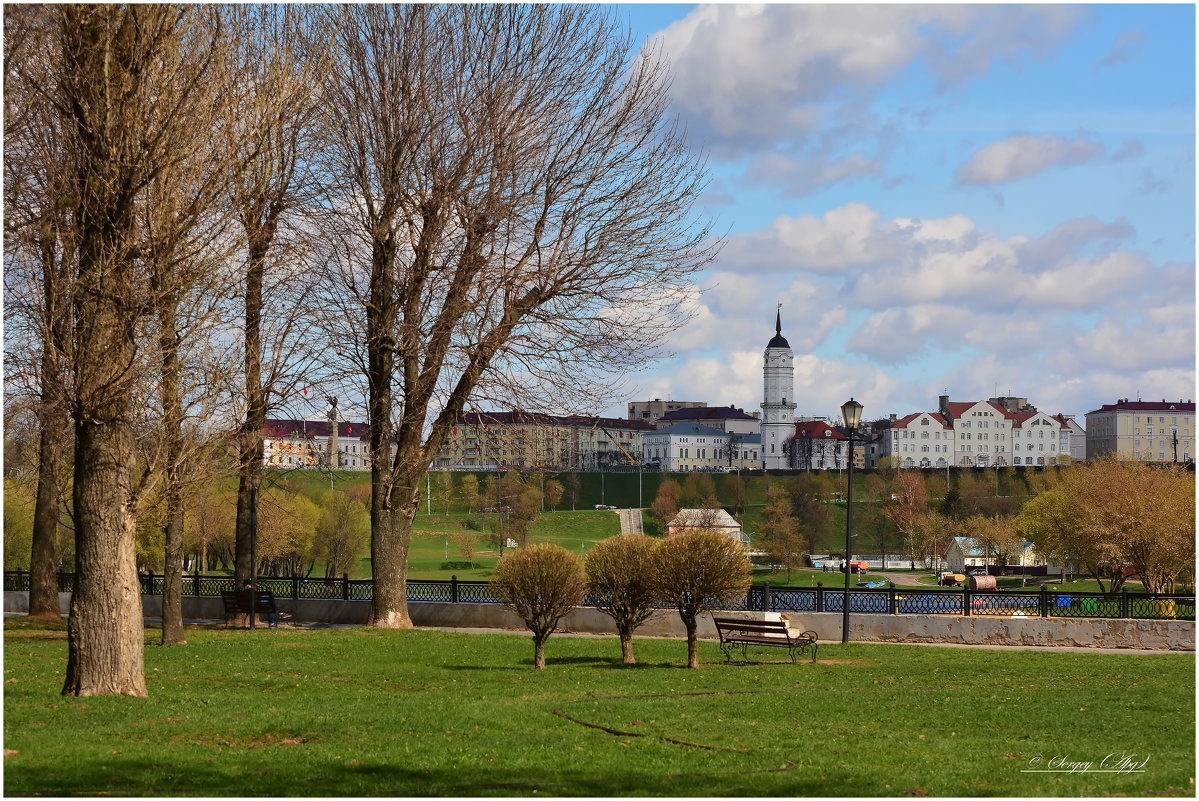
[314,5,717,627]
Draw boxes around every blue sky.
[601,3,1195,424]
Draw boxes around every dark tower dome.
[767,308,790,349]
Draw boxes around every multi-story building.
[641,423,761,472]
[627,399,707,424]
[655,405,760,434]
[262,418,375,471]
[1085,399,1195,463]
[879,394,1080,468]
[433,411,653,470]
[788,420,849,470]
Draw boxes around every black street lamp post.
[840,397,863,645]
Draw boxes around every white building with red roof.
[878,394,1082,469]
[789,420,849,470]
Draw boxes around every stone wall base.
[5,592,1192,651]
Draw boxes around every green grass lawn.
[4,617,1194,796]
[402,510,623,581]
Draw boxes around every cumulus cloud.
[720,203,892,274]
[630,351,905,422]
[650,4,1084,157]
[660,272,849,357]
[847,306,1078,365]
[719,203,1156,314]
[954,134,1105,185]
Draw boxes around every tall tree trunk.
[368,500,414,628]
[235,245,266,583]
[30,235,71,619]
[60,5,152,698]
[29,399,65,619]
[64,416,146,696]
[159,306,186,645]
[620,632,635,665]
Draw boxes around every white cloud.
[722,203,1152,313]
[954,134,1105,185]
[720,203,891,274]
[660,272,848,356]
[650,4,1084,157]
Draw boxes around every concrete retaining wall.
[5,591,1193,651]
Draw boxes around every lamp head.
[841,397,864,430]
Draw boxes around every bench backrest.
[712,617,791,637]
[221,590,277,613]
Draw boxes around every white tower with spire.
[761,306,796,469]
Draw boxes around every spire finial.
[775,303,782,335]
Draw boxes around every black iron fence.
[5,570,1194,622]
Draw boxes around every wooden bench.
[712,617,818,664]
[220,590,290,628]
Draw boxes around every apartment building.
[641,423,761,472]
[627,399,707,424]
[879,394,1079,468]
[261,418,375,471]
[433,411,653,470]
[1085,399,1195,462]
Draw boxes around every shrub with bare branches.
[491,544,587,669]
[584,534,661,664]
[656,529,752,668]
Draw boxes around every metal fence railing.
[5,571,1194,622]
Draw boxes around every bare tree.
[4,6,76,619]
[315,5,715,627]
[224,5,329,583]
[491,544,587,669]
[19,5,226,696]
[584,534,661,664]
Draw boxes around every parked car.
[594,504,615,510]
[968,569,987,577]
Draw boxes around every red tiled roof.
[262,418,369,440]
[1086,400,1195,415]
[660,405,758,422]
[794,421,847,440]
[457,411,655,431]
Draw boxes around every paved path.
[616,508,643,534]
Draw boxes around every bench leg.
[719,642,733,662]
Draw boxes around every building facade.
[666,508,749,545]
[1084,399,1195,462]
[641,423,761,473]
[788,420,849,470]
[262,418,374,471]
[433,411,653,470]
[878,394,1080,468]
[761,310,796,469]
[627,399,707,423]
